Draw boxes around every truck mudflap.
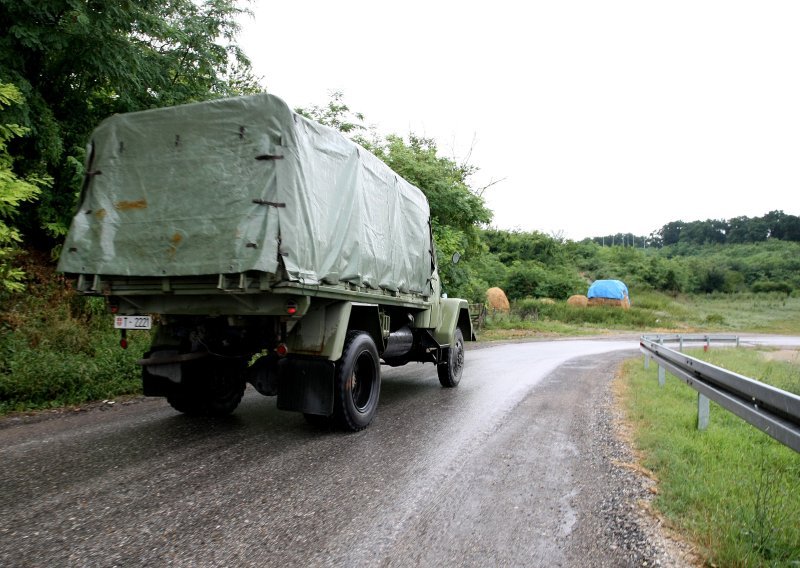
[276,356,336,416]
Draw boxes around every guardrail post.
[679,335,684,352]
[697,393,710,430]
[658,365,665,387]
[644,353,650,369]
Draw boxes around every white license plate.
[114,315,152,330]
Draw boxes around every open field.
[479,291,800,340]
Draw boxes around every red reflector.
[120,338,128,349]
[110,305,119,314]
[286,307,297,315]
[275,343,288,357]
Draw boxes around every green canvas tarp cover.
[57,94,434,295]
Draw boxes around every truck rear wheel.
[167,360,246,416]
[333,331,381,431]
[438,328,464,388]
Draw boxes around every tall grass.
[619,349,800,566]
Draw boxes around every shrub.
[0,259,148,414]
[751,281,793,295]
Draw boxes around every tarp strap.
[252,199,286,208]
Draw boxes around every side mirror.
[451,251,461,265]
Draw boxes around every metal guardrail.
[642,333,740,350]
[639,335,800,453]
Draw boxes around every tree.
[727,215,768,243]
[484,229,563,265]
[0,83,48,292]
[0,0,260,247]
[295,91,366,135]
[659,221,684,246]
[764,210,800,241]
[680,219,726,245]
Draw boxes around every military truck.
[57,94,473,431]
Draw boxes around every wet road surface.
[1,337,694,567]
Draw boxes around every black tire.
[438,328,464,388]
[167,359,246,416]
[333,331,381,431]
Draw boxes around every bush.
[504,262,584,300]
[496,295,674,330]
[0,259,148,414]
[751,281,793,295]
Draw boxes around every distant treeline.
[589,210,800,248]
[450,224,800,303]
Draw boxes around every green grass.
[480,291,800,340]
[682,293,800,333]
[0,270,149,414]
[619,348,800,566]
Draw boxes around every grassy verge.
[0,258,149,415]
[618,348,800,566]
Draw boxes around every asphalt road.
[2,337,693,567]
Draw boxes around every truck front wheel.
[438,328,464,388]
[333,331,381,431]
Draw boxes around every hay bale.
[587,297,630,309]
[486,287,510,312]
[567,294,588,307]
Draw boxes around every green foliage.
[620,351,800,566]
[0,0,260,246]
[486,295,674,331]
[751,281,793,295]
[503,262,584,300]
[370,134,492,245]
[481,291,800,339]
[656,211,800,246]
[484,228,565,265]
[295,90,366,134]
[0,83,48,292]
[0,262,147,413]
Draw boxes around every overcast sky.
[238,1,799,241]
